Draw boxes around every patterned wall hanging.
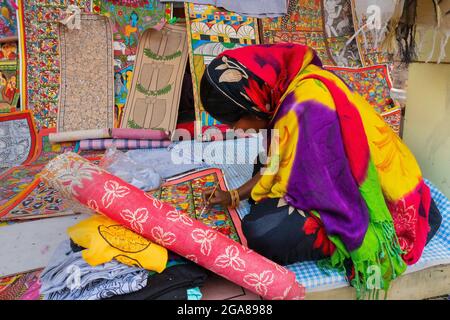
[0,269,42,300]
[324,64,402,134]
[57,13,115,133]
[379,107,402,136]
[17,0,92,129]
[0,59,19,112]
[120,23,188,132]
[184,3,260,141]
[0,111,37,169]
[260,0,362,67]
[92,0,172,126]
[150,168,246,244]
[350,0,393,67]
[0,0,17,41]
[0,128,99,222]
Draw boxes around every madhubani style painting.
[185,3,260,140]
[0,0,17,40]
[0,60,19,111]
[119,24,188,132]
[0,128,101,222]
[260,0,363,67]
[324,64,402,134]
[18,0,92,129]
[149,168,245,244]
[350,0,393,66]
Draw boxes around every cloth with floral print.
[68,214,168,273]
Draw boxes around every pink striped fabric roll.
[40,153,305,300]
[111,128,171,141]
[79,139,171,150]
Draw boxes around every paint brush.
[199,182,219,216]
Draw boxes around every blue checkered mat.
[131,139,450,292]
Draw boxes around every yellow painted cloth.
[68,215,168,273]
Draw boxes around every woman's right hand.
[203,188,232,207]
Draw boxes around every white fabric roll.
[49,128,111,143]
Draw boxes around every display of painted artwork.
[184,3,260,140]
[0,0,17,41]
[3,180,74,220]
[18,0,92,129]
[92,0,172,126]
[150,168,245,244]
[0,59,19,111]
[260,0,362,67]
[324,64,402,134]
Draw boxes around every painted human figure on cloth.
[124,11,139,46]
[0,43,17,60]
[324,0,350,37]
[2,74,16,103]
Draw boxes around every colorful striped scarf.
[204,43,431,297]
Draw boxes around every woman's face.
[232,114,269,132]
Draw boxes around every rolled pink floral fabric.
[40,153,305,300]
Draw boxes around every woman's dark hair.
[200,72,249,125]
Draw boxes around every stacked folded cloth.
[49,128,172,150]
[40,240,149,300]
[39,214,208,300]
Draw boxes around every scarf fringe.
[320,220,405,300]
